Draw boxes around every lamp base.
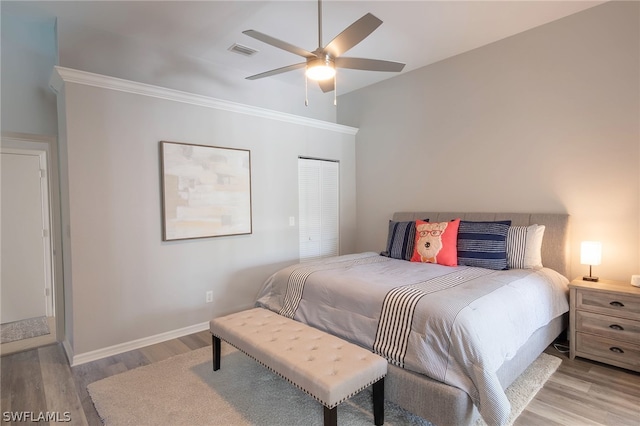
[583,275,599,282]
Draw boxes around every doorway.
[1,136,58,353]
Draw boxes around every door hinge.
[45,288,51,297]
[42,229,49,238]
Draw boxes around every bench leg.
[212,335,221,371]
[373,378,384,426]
[323,406,337,426]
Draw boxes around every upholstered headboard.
[392,212,571,278]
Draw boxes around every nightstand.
[569,278,640,372]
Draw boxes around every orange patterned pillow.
[410,219,460,266]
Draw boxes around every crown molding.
[49,66,358,136]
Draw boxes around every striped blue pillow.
[382,220,425,261]
[457,220,511,270]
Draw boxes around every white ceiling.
[3,0,604,94]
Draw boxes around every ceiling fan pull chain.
[305,74,309,106]
[334,74,337,106]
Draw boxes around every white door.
[1,150,52,323]
[298,158,339,262]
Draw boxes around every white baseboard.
[62,339,74,364]
[70,322,210,366]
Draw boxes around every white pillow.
[506,224,545,269]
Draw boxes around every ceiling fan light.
[306,65,335,80]
[306,57,335,81]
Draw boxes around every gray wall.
[338,1,640,282]
[1,13,57,135]
[54,76,356,357]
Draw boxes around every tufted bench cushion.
[210,307,388,426]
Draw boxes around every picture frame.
[160,141,252,241]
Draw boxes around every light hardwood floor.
[1,332,638,425]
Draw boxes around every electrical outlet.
[289,216,295,226]
[205,291,214,303]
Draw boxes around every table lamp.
[580,241,601,282]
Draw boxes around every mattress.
[255,252,569,425]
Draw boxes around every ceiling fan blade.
[243,30,315,58]
[246,63,306,80]
[324,13,382,58]
[318,79,334,93]
[335,57,405,72]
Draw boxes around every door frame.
[1,133,62,336]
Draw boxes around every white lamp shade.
[306,64,335,81]
[580,241,602,266]
[306,57,336,81]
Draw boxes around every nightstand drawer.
[575,332,640,370]
[576,289,640,318]
[576,310,640,342]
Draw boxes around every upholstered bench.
[210,307,388,426]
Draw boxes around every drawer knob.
[609,347,624,354]
[609,324,624,331]
[609,301,625,307]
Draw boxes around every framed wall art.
[160,141,252,241]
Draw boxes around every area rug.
[0,316,50,343]
[88,344,560,426]
[474,352,561,426]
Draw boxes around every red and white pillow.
[410,219,460,267]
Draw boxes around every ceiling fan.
[243,0,406,96]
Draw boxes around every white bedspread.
[255,252,569,425]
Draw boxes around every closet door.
[298,158,339,262]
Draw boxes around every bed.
[256,212,570,426]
